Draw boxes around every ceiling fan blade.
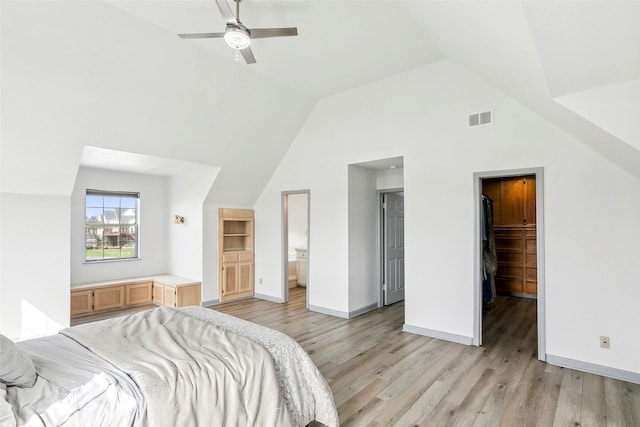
[178,32,225,39]
[240,46,257,64]
[216,0,236,23]
[250,27,298,39]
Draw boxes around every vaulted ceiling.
[101,0,640,178]
[2,1,639,198]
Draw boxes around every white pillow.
[0,335,37,387]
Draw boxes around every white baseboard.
[546,354,640,384]
[307,303,376,319]
[402,323,473,345]
[201,299,219,307]
[349,303,378,318]
[308,304,349,319]
[254,293,284,303]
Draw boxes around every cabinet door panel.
[502,178,525,225]
[524,176,536,225]
[125,282,152,306]
[71,290,93,316]
[153,284,164,304]
[222,262,239,297]
[93,286,125,312]
[238,261,253,293]
[176,285,201,307]
[482,179,503,225]
[163,286,176,307]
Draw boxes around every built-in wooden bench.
[71,274,201,317]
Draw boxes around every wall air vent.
[468,110,493,127]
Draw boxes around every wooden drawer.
[238,251,253,262]
[222,252,239,263]
[494,228,523,238]
[496,265,523,280]
[495,278,522,294]
[495,237,523,251]
[496,250,523,265]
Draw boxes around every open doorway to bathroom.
[281,190,310,307]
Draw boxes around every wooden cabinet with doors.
[482,176,536,227]
[483,175,537,297]
[71,275,200,318]
[219,208,254,302]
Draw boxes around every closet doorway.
[281,190,310,307]
[474,168,546,362]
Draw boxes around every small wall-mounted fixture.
[174,215,185,224]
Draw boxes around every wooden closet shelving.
[483,175,537,297]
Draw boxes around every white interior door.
[384,192,405,305]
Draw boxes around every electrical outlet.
[259,277,263,285]
[600,336,610,349]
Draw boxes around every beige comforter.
[62,307,293,426]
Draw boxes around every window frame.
[85,189,140,263]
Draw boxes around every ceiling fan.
[178,0,298,64]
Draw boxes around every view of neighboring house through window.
[85,190,139,262]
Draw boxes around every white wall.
[0,194,70,340]
[167,168,219,280]
[254,58,640,376]
[377,167,404,190]
[348,165,378,313]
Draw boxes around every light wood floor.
[213,287,640,427]
[71,288,640,426]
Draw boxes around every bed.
[0,306,338,427]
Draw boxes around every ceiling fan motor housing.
[224,24,251,50]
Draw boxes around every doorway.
[281,191,310,307]
[474,168,545,362]
[379,190,405,306]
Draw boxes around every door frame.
[473,167,546,362]
[377,188,404,308]
[281,190,310,308]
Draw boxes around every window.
[85,190,139,262]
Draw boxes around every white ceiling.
[103,1,640,163]
[108,0,446,99]
[12,1,638,180]
[80,146,218,176]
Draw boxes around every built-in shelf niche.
[218,208,255,302]
[222,219,253,251]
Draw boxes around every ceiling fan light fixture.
[224,27,251,50]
